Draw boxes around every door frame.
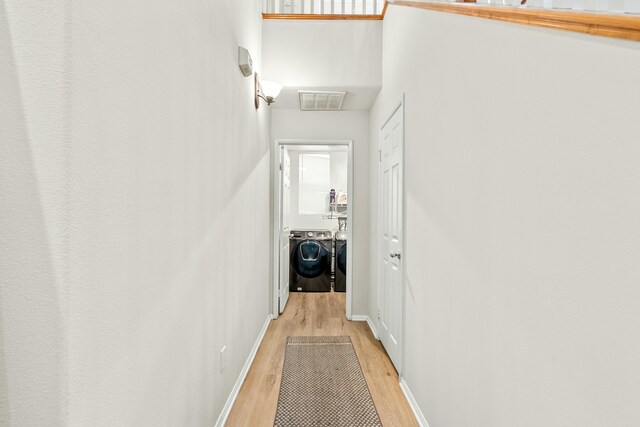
[377,95,406,376]
[272,139,354,320]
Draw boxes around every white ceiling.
[271,86,381,111]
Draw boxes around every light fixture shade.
[261,80,283,99]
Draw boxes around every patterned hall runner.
[274,336,382,427]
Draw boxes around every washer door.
[290,240,330,279]
[336,242,347,274]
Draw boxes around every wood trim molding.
[382,1,390,19]
[393,1,640,41]
[262,13,384,20]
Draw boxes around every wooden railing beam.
[262,13,384,20]
[393,1,640,42]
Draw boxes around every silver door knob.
[390,251,401,259]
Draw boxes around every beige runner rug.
[274,336,382,427]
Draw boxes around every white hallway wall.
[369,5,640,427]
[262,20,381,87]
[0,1,69,425]
[262,20,382,109]
[272,110,370,316]
[1,0,270,425]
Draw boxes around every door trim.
[272,139,354,320]
[377,95,406,376]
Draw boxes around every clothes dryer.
[334,232,347,292]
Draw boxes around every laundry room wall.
[272,110,370,316]
[287,149,348,231]
[369,4,640,427]
[1,0,271,425]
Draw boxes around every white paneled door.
[279,148,291,313]
[379,103,404,372]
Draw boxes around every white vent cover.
[298,91,347,111]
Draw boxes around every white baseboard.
[366,317,379,340]
[399,377,430,427]
[350,315,379,340]
[215,314,273,427]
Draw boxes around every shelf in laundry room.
[330,203,348,213]
[323,214,348,220]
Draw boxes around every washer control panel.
[290,230,332,240]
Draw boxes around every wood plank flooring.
[225,292,419,426]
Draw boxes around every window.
[299,153,330,215]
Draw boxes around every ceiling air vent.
[298,91,347,111]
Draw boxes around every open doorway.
[272,139,354,320]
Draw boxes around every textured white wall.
[1,1,69,425]
[1,0,271,425]
[272,110,370,316]
[369,5,640,427]
[262,20,382,87]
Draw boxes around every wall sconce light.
[255,73,283,109]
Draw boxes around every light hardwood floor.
[225,291,419,426]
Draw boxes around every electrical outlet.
[219,346,226,373]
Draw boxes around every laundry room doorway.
[272,139,354,320]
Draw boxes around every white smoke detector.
[298,91,347,111]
